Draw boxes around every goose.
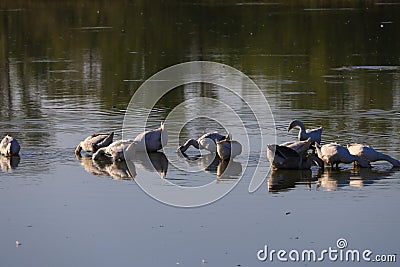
[92,140,135,161]
[0,135,20,156]
[133,122,167,152]
[178,152,220,173]
[280,137,312,157]
[347,143,400,167]
[288,120,322,145]
[178,132,229,153]
[315,143,371,168]
[75,132,114,156]
[216,139,242,160]
[267,144,324,170]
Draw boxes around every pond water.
[1,1,399,266]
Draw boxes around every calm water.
[1,1,400,266]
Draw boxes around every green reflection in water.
[0,0,399,146]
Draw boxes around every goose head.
[288,120,305,132]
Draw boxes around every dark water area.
[0,1,399,266]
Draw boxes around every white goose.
[0,135,20,156]
[315,143,371,168]
[280,137,312,157]
[75,132,114,156]
[267,144,324,170]
[288,120,322,145]
[133,122,167,152]
[178,132,229,153]
[216,139,242,160]
[92,140,135,161]
[347,143,400,167]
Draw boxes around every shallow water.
[1,1,400,266]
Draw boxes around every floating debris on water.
[332,65,400,71]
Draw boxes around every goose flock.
[267,120,400,170]
[1,119,399,177]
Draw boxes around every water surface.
[0,1,399,266]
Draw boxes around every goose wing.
[281,138,311,155]
[268,144,299,159]
[134,127,162,152]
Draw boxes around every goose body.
[75,132,114,156]
[92,140,135,161]
[133,122,167,152]
[280,137,312,157]
[347,143,400,167]
[0,135,20,156]
[178,132,229,153]
[267,144,324,170]
[288,120,322,145]
[315,143,371,168]
[216,139,242,160]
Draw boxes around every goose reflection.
[216,159,242,181]
[131,152,168,178]
[267,169,322,192]
[76,154,134,180]
[0,155,20,173]
[316,168,393,191]
[179,152,242,180]
[316,168,352,191]
[105,161,135,180]
[179,152,220,173]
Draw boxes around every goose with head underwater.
[267,144,324,170]
[93,122,168,161]
[92,140,135,161]
[75,132,114,156]
[216,137,242,161]
[347,143,400,167]
[0,135,20,157]
[133,122,167,152]
[279,137,312,158]
[315,143,371,168]
[178,132,230,154]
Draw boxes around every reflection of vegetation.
[0,1,399,144]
